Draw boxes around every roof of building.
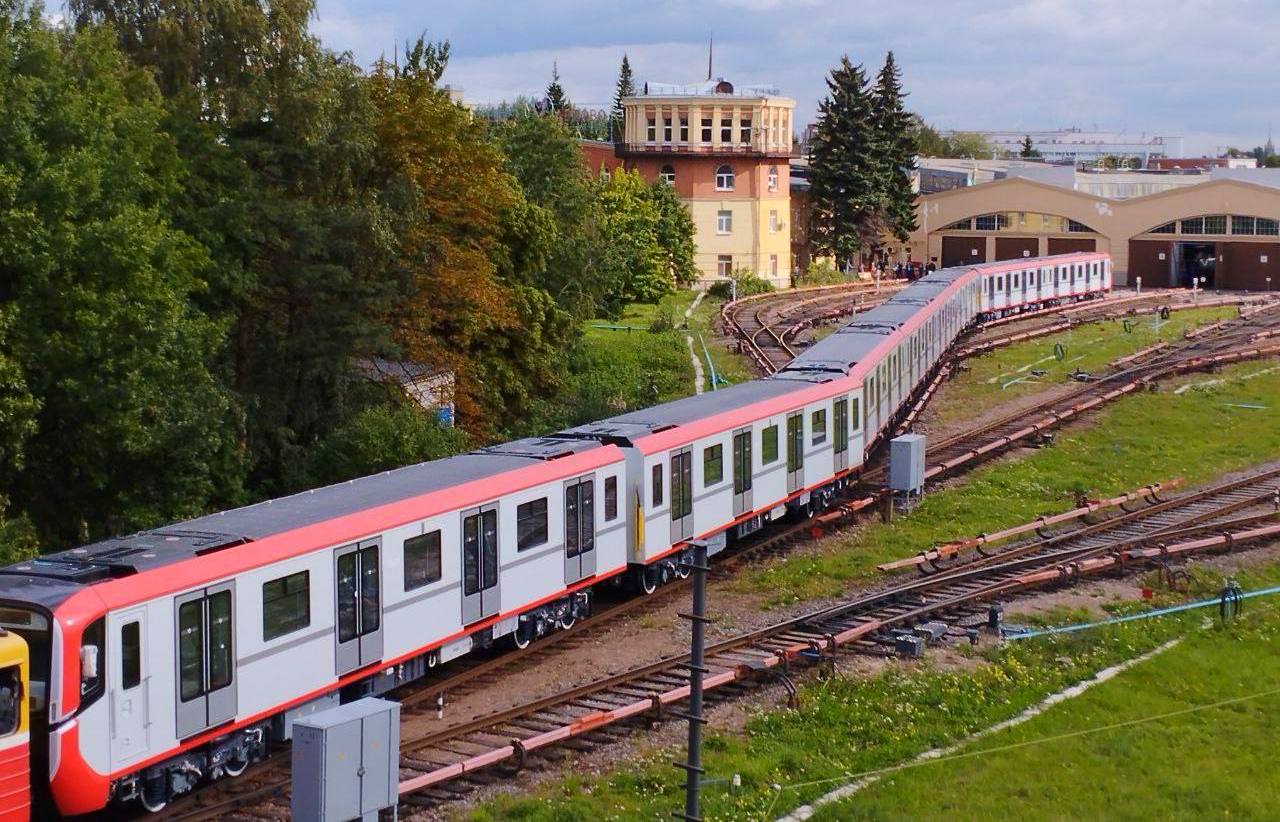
[632,78,786,99]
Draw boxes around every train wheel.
[558,613,577,631]
[140,790,167,814]
[223,753,249,778]
[637,566,658,595]
[512,621,534,650]
[676,554,691,579]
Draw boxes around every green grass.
[738,357,1280,607]
[816,577,1280,820]
[463,562,1280,822]
[937,305,1239,428]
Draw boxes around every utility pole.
[674,539,710,821]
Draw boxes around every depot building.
[900,167,1280,290]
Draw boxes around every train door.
[336,540,383,674]
[460,507,499,626]
[669,448,694,542]
[833,397,849,472]
[732,427,753,516]
[111,606,149,761]
[564,475,596,584]
[786,411,804,492]
[174,582,236,739]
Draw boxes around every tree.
[808,56,884,269]
[299,402,468,487]
[1020,134,1040,158]
[946,131,994,158]
[911,115,950,157]
[594,170,680,313]
[399,32,449,83]
[0,11,243,543]
[546,61,569,113]
[871,51,918,242]
[648,179,698,288]
[611,53,634,141]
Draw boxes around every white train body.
[0,253,1109,814]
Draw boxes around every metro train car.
[0,252,1108,815]
[0,631,29,821]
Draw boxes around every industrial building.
[940,128,1184,165]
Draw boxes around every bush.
[709,268,774,300]
[794,259,848,287]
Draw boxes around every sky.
[312,0,1280,156]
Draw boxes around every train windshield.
[0,607,49,714]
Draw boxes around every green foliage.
[648,178,698,288]
[943,130,995,158]
[611,53,634,138]
[871,51,918,241]
[808,55,886,266]
[0,12,243,543]
[545,61,568,112]
[595,169,687,314]
[708,268,775,299]
[299,403,468,487]
[1019,133,1040,158]
[794,260,847,286]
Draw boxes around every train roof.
[0,436,613,598]
[559,378,808,442]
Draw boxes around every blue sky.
[313,0,1279,155]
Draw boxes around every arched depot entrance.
[1128,215,1280,290]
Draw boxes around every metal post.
[675,540,710,822]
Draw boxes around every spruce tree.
[611,53,635,141]
[871,51,918,242]
[808,56,883,270]
[546,61,569,113]
[1020,134,1039,158]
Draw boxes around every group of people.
[871,258,939,281]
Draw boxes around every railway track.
[865,309,1280,487]
[723,280,904,373]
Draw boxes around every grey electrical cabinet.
[888,433,926,494]
[292,697,400,822]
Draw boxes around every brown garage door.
[994,237,1039,261]
[1220,242,1280,290]
[1048,238,1097,255]
[942,236,986,268]
[1128,240,1174,288]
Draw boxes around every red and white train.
[0,253,1110,815]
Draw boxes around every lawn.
[463,562,1280,822]
[933,304,1241,429]
[814,577,1280,820]
[738,356,1280,607]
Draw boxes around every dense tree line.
[807,51,919,268]
[0,2,695,553]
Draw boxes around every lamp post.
[675,539,711,822]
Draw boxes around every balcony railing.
[618,141,795,157]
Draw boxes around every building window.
[1203,215,1227,234]
[715,164,734,190]
[720,118,732,143]
[740,118,752,143]
[516,498,548,551]
[605,475,618,521]
[703,444,723,487]
[770,254,778,279]
[1232,216,1255,235]
[646,117,656,142]
[717,210,733,234]
[1150,221,1176,234]
[404,530,443,591]
[701,117,712,142]
[651,463,664,507]
[663,118,672,142]
[717,255,733,278]
[679,117,688,142]
[769,210,779,232]
[660,164,676,186]
[262,570,310,641]
[1067,219,1093,233]
[767,165,778,192]
[944,218,972,230]
[1258,218,1279,236]
[974,213,1010,231]
[762,424,779,463]
[1181,217,1204,235]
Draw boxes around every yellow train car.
[0,631,28,822]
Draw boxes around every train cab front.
[0,632,30,821]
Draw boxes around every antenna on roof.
[707,33,713,81]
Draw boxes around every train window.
[263,571,311,640]
[516,498,549,551]
[178,600,204,702]
[403,531,443,591]
[0,666,17,736]
[851,396,861,429]
[80,617,104,704]
[207,591,234,691]
[651,464,664,507]
[762,425,779,463]
[833,399,848,454]
[811,409,827,445]
[121,621,141,689]
[703,444,723,487]
[604,476,618,521]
